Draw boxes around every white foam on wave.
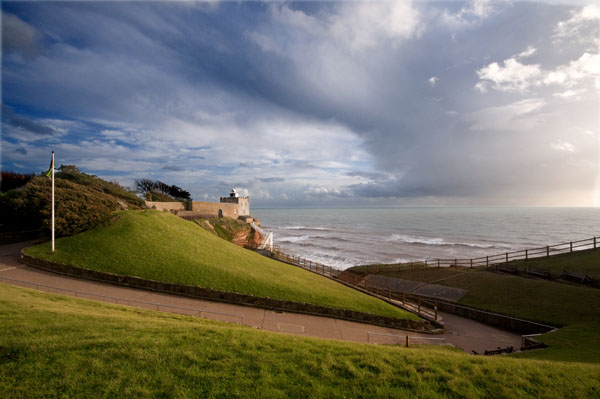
[386,234,499,249]
[277,235,310,243]
[281,226,330,231]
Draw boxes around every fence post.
[470,259,473,268]
[570,242,573,252]
[525,249,528,260]
[505,252,508,263]
[486,256,489,268]
[595,237,597,249]
[455,258,458,269]
[405,336,410,348]
[418,296,421,314]
[434,305,438,321]
[402,292,405,305]
[437,259,440,268]
[547,246,550,257]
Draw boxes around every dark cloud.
[2,105,55,136]
[1,2,595,205]
[257,177,285,183]
[2,11,42,60]
[162,165,185,171]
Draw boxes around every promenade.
[0,241,521,354]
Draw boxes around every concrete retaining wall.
[19,253,434,332]
[422,297,557,334]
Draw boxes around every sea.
[251,207,600,270]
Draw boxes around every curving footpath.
[0,241,522,354]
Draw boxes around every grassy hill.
[349,261,600,362]
[1,284,599,399]
[0,165,143,237]
[506,248,600,278]
[24,210,415,320]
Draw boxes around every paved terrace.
[0,241,522,354]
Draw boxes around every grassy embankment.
[1,284,599,399]
[24,210,416,320]
[506,248,600,278]
[348,250,600,363]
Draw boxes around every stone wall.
[422,297,557,334]
[191,201,240,218]
[145,201,185,212]
[219,196,250,216]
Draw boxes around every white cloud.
[516,46,537,59]
[550,139,576,153]
[476,51,600,93]
[554,4,600,46]
[440,0,495,29]
[257,2,421,54]
[476,57,542,93]
[428,76,439,86]
[329,1,421,52]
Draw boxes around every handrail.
[355,235,600,273]
[247,244,440,321]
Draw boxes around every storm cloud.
[2,1,598,206]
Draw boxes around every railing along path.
[253,245,440,322]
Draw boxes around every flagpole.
[51,151,55,253]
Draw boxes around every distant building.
[146,190,251,220]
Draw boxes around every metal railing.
[251,244,440,321]
[0,276,245,325]
[367,331,445,346]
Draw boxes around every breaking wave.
[386,234,501,249]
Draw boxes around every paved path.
[0,242,522,354]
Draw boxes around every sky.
[1,0,599,207]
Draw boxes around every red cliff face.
[232,227,263,248]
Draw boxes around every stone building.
[146,189,252,221]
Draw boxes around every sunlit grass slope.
[24,210,415,320]
[362,267,600,362]
[1,285,599,399]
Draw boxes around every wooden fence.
[259,245,440,322]
[355,235,600,274]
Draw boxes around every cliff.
[194,218,263,248]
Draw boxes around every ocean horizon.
[252,207,600,270]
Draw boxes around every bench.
[526,268,550,279]
[498,266,517,274]
[484,346,514,356]
[560,270,593,284]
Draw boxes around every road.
[0,241,522,354]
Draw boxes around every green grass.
[506,248,600,278]
[368,267,600,362]
[24,210,416,320]
[1,284,599,399]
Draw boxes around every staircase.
[249,222,273,250]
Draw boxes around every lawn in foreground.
[1,284,599,399]
[24,210,415,320]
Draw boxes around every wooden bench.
[498,266,517,274]
[526,268,550,279]
[484,346,514,356]
[560,271,593,284]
